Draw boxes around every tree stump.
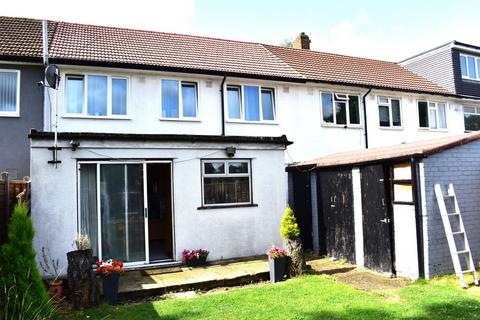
[67,249,97,309]
[284,238,307,277]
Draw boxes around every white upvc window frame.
[320,91,361,128]
[159,79,200,121]
[201,159,252,207]
[460,53,480,81]
[64,73,130,119]
[377,96,403,129]
[417,100,447,130]
[225,84,277,124]
[0,69,21,117]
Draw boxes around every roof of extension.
[289,132,480,170]
[0,16,452,95]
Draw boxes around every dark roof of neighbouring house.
[28,129,293,146]
[288,132,480,170]
[0,16,453,95]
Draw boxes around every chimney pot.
[292,32,310,50]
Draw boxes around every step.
[452,231,465,235]
[456,250,470,255]
[447,212,460,216]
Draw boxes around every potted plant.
[96,259,125,305]
[182,249,209,267]
[267,245,287,283]
[39,247,64,302]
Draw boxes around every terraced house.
[0,16,478,276]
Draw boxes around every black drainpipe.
[411,158,425,278]
[362,88,372,149]
[220,75,227,136]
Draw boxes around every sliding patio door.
[100,164,146,263]
[79,162,146,264]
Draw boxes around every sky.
[3,0,480,62]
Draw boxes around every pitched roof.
[48,21,304,81]
[289,132,480,170]
[0,17,56,60]
[0,16,452,95]
[264,45,451,95]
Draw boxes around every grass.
[57,274,480,320]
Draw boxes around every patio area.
[115,257,413,301]
[118,259,270,300]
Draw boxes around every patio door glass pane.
[100,164,145,262]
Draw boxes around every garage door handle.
[380,218,390,223]
[144,208,148,218]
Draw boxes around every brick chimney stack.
[292,32,311,50]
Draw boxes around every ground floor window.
[464,106,480,131]
[202,159,252,206]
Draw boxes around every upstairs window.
[226,85,275,122]
[460,54,480,81]
[202,160,252,206]
[418,101,446,129]
[66,74,128,117]
[0,70,20,116]
[378,96,402,128]
[321,92,360,126]
[464,106,480,131]
[161,80,198,119]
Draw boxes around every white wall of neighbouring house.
[47,65,466,164]
[30,138,287,276]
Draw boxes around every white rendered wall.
[30,138,287,276]
[352,168,364,267]
[48,65,468,164]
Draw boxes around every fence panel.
[0,179,30,245]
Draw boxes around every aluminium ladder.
[434,183,479,288]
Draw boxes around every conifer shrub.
[0,202,53,319]
[280,207,300,240]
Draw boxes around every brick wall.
[422,140,480,276]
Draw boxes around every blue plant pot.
[269,256,287,283]
[102,273,120,305]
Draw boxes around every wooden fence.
[0,174,30,245]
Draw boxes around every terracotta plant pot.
[48,279,64,302]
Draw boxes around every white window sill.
[62,114,131,120]
[321,123,362,129]
[226,120,279,125]
[159,117,201,122]
[461,76,480,82]
[379,126,404,131]
[0,113,20,118]
[418,128,448,133]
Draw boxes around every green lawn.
[59,275,480,320]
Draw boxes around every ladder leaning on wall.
[434,183,479,288]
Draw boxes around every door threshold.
[125,260,181,271]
